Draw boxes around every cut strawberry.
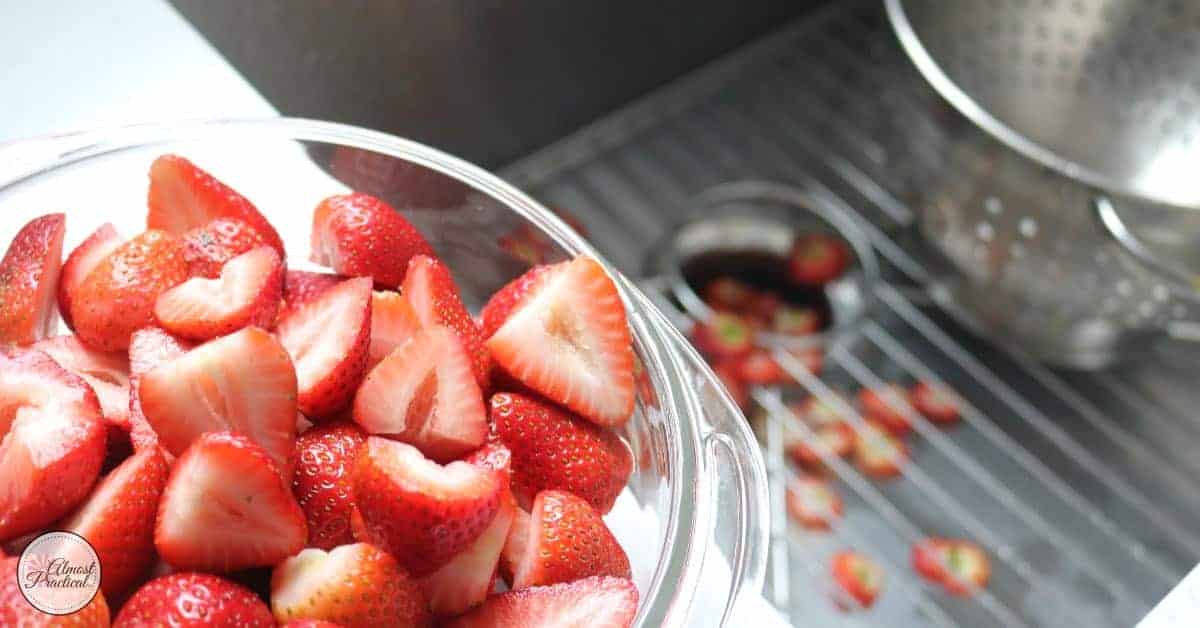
[786,475,844,530]
[280,621,345,628]
[72,229,191,352]
[291,421,366,550]
[181,217,276,279]
[736,349,791,385]
[689,312,755,359]
[154,246,283,340]
[404,255,491,388]
[270,542,430,627]
[282,270,344,315]
[854,421,910,479]
[116,571,274,627]
[59,222,124,331]
[352,437,501,576]
[0,349,106,541]
[353,326,487,461]
[773,305,821,336]
[831,550,883,609]
[788,232,850,286]
[749,291,782,322]
[712,360,749,411]
[367,290,421,370]
[479,264,553,339]
[155,431,307,572]
[0,213,65,345]
[446,575,638,628]
[126,327,191,457]
[859,384,913,435]
[1,557,111,626]
[276,276,372,418]
[489,392,632,513]
[910,380,962,425]
[310,192,434,288]
[786,421,855,469]
[138,326,297,474]
[487,256,635,428]
[499,505,531,586]
[147,154,285,258]
[60,447,168,599]
[793,393,849,428]
[911,537,990,596]
[34,334,132,429]
[511,489,631,590]
[702,276,754,312]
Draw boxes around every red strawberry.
[60,447,169,599]
[911,538,990,596]
[404,255,490,388]
[479,264,553,339]
[0,349,106,541]
[281,622,345,628]
[445,575,638,628]
[0,557,111,626]
[510,490,631,590]
[702,276,754,313]
[736,349,790,385]
[115,572,274,627]
[126,327,191,456]
[181,217,275,278]
[792,393,849,427]
[270,542,431,628]
[785,421,855,469]
[712,360,749,411]
[0,213,65,345]
[72,230,190,352]
[489,392,631,513]
[788,232,850,286]
[309,192,434,288]
[909,380,962,425]
[854,421,909,479]
[34,334,132,429]
[690,312,755,359]
[487,256,635,428]
[138,327,297,474]
[352,437,501,576]
[154,246,283,340]
[859,384,913,435]
[147,154,284,258]
[277,276,372,418]
[772,305,821,336]
[353,326,487,461]
[831,550,883,608]
[283,270,343,315]
[291,421,366,550]
[155,431,306,572]
[786,475,844,530]
[59,222,124,331]
[367,290,420,370]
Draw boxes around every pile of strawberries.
[0,155,642,627]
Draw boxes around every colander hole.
[976,222,995,241]
[1019,217,1038,238]
[984,196,1003,214]
[1153,285,1170,301]
[1116,280,1133,297]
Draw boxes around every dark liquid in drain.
[680,249,833,330]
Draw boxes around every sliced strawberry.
[281,621,346,628]
[0,349,106,541]
[404,255,490,388]
[367,290,420,370]
[353,326,487,461]
[270,542,430,627]
[788,232,850,286]
[126,327,192,457]
[736,349,790,385]
[854,421,909,479]
[34,334,132,429]
[479,264,553,339]
[689,312,755,359]
[291,421,366,550]
[511,489,631,590]
[487,256,635,427]
[115,571,274,627]
[911,538,990,596]
[181,217,275,278]
[910,380,962,425]
[352,437,501,576]
[154,246,283,340]
[310,192,434,288]
[59,222,124,331]
[445,575,638,628]
[155,431,307,572]
[489,392,631,513]
[831,550,883,609]
[702,276,754,313]
[1,557,111,626]
[859,384,913,435]
[773,305,821,336]
[138,327,297,473]
[277,276,372,418]
[72,229,190,352]
[147,154,285,257]
[282,270,344,316]
[786,475,844,530]
[0,213,65,345]
[792,393,849,428]
[60,447,169,599]
[499,505,531,586]
[712,360,749,411]
[786,421,855,469]
[749,291,782,322]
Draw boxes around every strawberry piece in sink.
[154,246,283,340]
[0,213,65,345]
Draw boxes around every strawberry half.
[0,213,65,345]
[510,489,631,590]
[702,276,754,313]
[282,270,344,315]
[911,537,990,596]
[367,290,421,370]
[736,349,790,385]
[487,256,636,428]
[786,475,844,530]
[788,232,850,286]
[138,326,297,473]
[310,192,434,288]
[181,217,276,278]
[479,264,553,339]
[291,421,366,550]
[72,229,191,352]
[773,305,821,336]
[689,312,755,360]
[154,246,283,340]
[352,437,501,576]
[1,557,111,626]
[126,327,192,456]
[445,575,638,628]
[116,571,274,627]
[147,154,285,258]
[277,276,372,418]
[59,222,124,331]
[831,550,883,609]
[0,349,106,541]
[353,326,487,461]
[35,334,132,429]
[499,505,530,586]
[60,447,169,599]
[854,421,909,479]
[909,380,962,425]
[271,542,431,628]
[489,392,632,513]
[786,421,855,469]
[859,384,913,435]
[712,360,749,411]
[404,255,490,388]
[155,431,307,572]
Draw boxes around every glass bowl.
[0,118,769,626]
